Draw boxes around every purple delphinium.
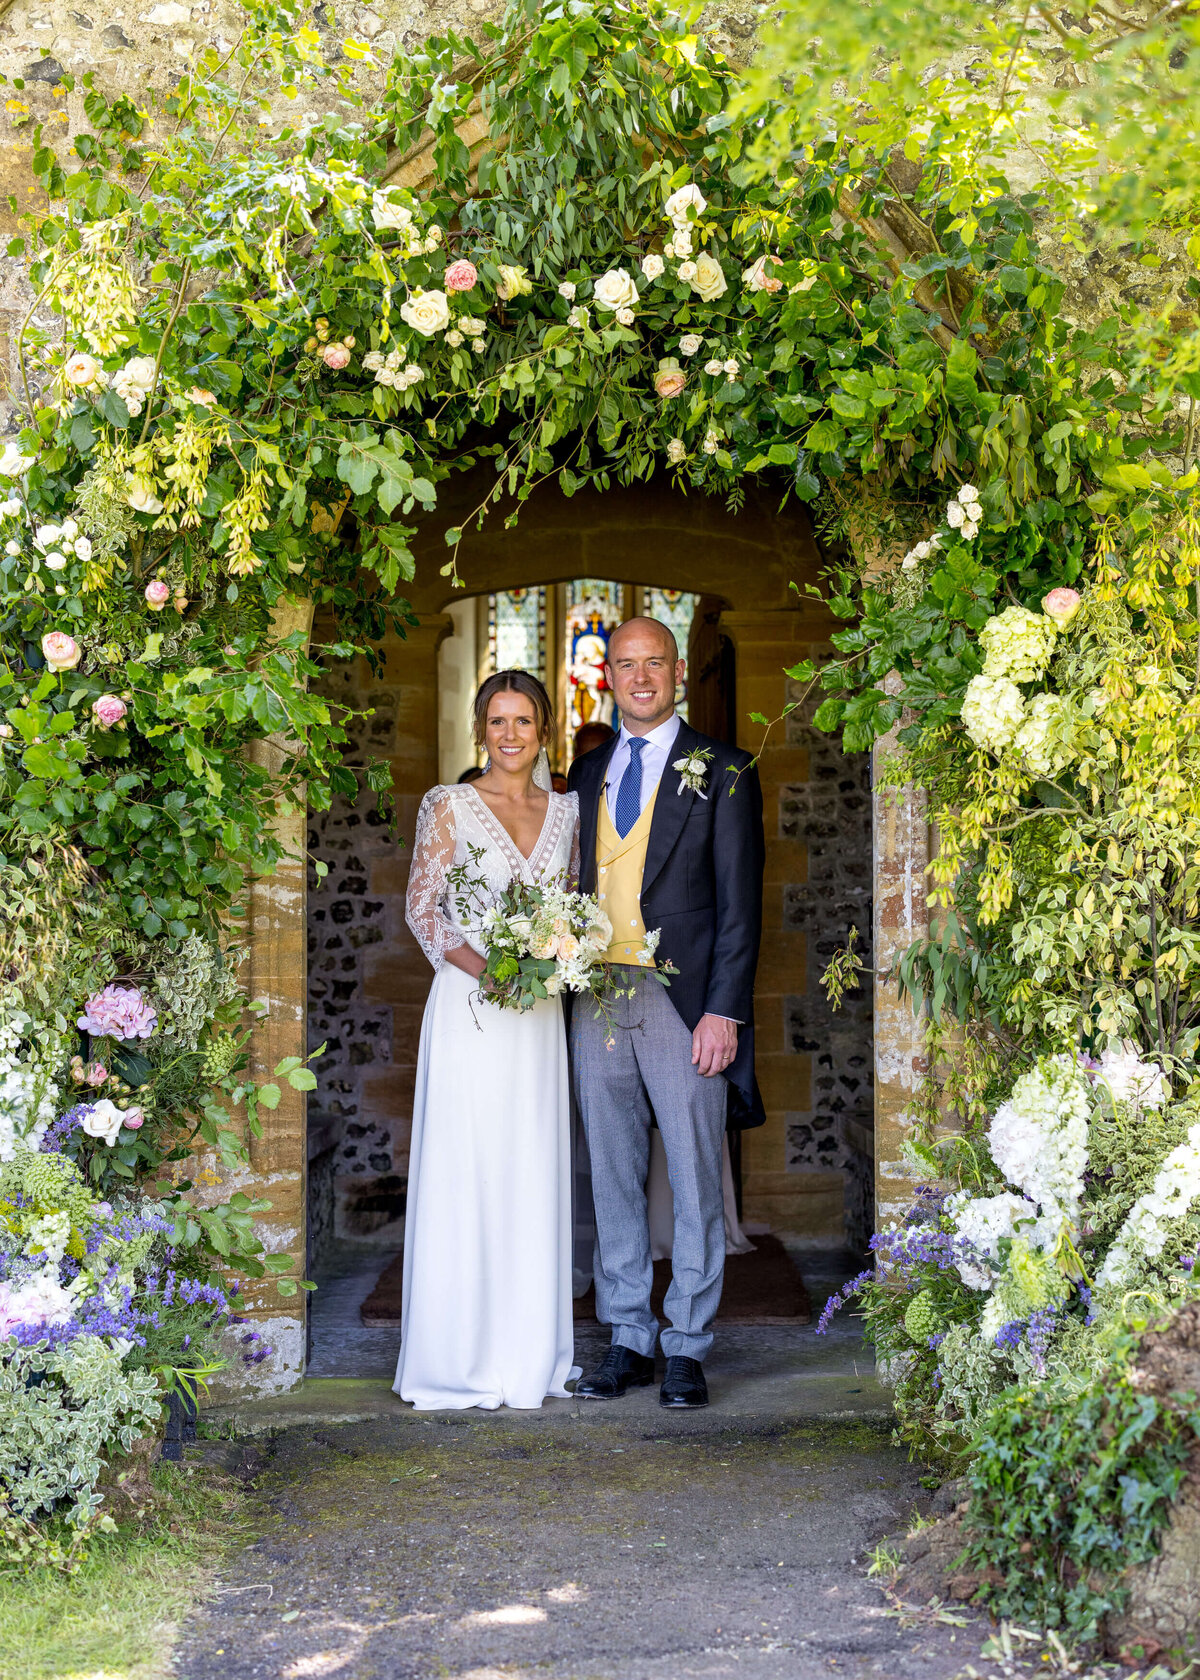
[1026,1308,1057,1377]
[993,1319,1024,1351]
[816,1268,874,1335]
[1077,1283,1097,1326]
[39,1105,91,1153]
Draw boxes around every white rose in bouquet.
[400,290,451,336]
[690,252,727,302]
[664,182,707,224]
[593,268,639,312]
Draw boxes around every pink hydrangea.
[444,259,478,292]
[0,1275,74,1336]
[77,983,158,1041]
[321,343,351,371]
[92,694,128,731]
[145,579,171,610]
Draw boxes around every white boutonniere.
[673,746,713,798]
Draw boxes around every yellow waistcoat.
[595,783,661,967]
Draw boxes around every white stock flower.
[1098,1119,1200,1289]
[987,1058,1090,1233]
[592,268,639,312]
[960,673,1025,755]
[664,182,707,224]
[979,605,1058,683]
[641,253,665,281]
[399,289,451,336]
[690,252,727,302]
[1097,1041,1167,1110]
[678,333,703,357]
[946,1190,1043,1291]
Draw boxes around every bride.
[393,668,580,1410]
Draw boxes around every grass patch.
[0,1457,245,1680]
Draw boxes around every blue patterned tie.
[613,737,647,839]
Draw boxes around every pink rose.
[654,358,687,400]
[321,343,351,371]
[444,259,478,292]
[145,579,171,610]
[41,630,81,672]
[85,1061,108,1087]
[121,1105,145,1130]
[1042,587,1082,629]
[92,694,127,731]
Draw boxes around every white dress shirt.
[603,713,681,823]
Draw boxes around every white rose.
[671,226,693,258]
[0,443,33,478]
[679,333,703,357]
[74,536,93,562]
[372,190,414,232]
[568,306,590,329]
[64,352,103,388]
[691,252,727,302]
[702,428,721,455]
[43,551,67,571]
[946,498,966,529]
[35,524,61,549]
[459,317,487,336]
[664,182,707,224]
[615,307,636,327]
[666,438,686,464]
[60,518,77,540]
[80,1098,125,1146]
[723,358,740,378]
[125,475,164,516]
[703,358,723,376]
[677,260,697,283]
[118,355,158,397]
[558,280,577,300]
[641,253,664,281]
[399,289,451,336]
[592,268,639,312]
[664,240,676,259]
[445,329,464,348]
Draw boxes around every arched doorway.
[303,474,875,1355]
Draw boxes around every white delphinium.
[988,1058,1090,1236]
[946,1189,1043,1290]
[960,673,1026,754]
[26,1210,73,1266]
[979,604,1058,683]
[1011,691,1075,777]
[1097,1040,1168,1110]
[0,1009,59,1159]
[1097,1119,1200,1289]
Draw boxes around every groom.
[568,616,764,1409]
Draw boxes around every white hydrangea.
[946,1190,1044,1290]
[988,1058,1090,1236]
[979,605,1058,683]
[1010,692,1074,777]
[960,672,1025,755]
[1097,1119,1200,1289]
[1097,1040,1167,1110]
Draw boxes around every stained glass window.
[565,579,625,758]
[487,588,546,680]
[643,588,699,718]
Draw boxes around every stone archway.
[303,473,882,1298]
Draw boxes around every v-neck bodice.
[404,783,581,968]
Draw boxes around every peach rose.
[1042,587,1082,629]
[144,579,171,610]
[654,358,687,399]
[444,260,478,292]
[321,343,351,370]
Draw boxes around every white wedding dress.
[393,782,581,1410]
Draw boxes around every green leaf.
[257,1083,282,1110]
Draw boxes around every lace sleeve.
[567,792,582,889]
[405,788,467,971]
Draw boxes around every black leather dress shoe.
[574,1345,656,1399]
[660,1355,709,1408]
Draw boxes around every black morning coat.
[567,719,766,1129]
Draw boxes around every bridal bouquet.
[450,850,673,1014]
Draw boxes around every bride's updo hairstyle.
[472,668,556,749]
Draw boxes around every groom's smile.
[604,618,686,731]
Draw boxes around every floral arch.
[0,0,1193,1429]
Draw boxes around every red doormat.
[360,1233,810,1328]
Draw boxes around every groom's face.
[605,622,684,732]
